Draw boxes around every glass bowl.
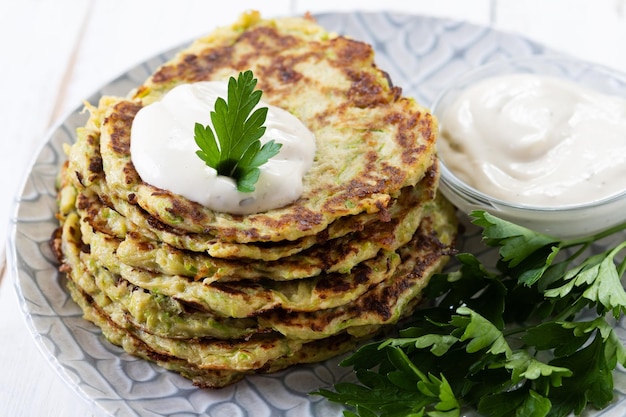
[431,55,626,238]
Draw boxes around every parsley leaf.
[194,70,282,192]
[313,211,626,417]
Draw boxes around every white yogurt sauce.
[438,73,626,207]
[130,81,316,214]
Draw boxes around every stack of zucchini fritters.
[53,12,457,388]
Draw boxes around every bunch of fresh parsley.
[314,211,626,417]
[195,70,282,192]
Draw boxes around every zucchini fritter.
[53,11,457,389]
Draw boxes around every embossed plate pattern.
[8,11,626,417]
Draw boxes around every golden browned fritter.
[53,11,457,389]
[68,11,438,244]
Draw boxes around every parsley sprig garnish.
[194,70,282,192]
[314,211,626,417]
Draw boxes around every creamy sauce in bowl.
[130,81,316,215]
[438,73,626,207]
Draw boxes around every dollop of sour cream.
[130,81,316,214]
[438,73,626,207]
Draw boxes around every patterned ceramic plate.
[8,11,626,417]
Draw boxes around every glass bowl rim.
[431,54,626,214]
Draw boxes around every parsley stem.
[613,240,626,276]
[618,258,626,277]
[561,220,626,248]
[563,241,590,264]
[500,298,584,337]
[551,297,588,322]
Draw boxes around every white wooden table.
[1,1,626,416]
